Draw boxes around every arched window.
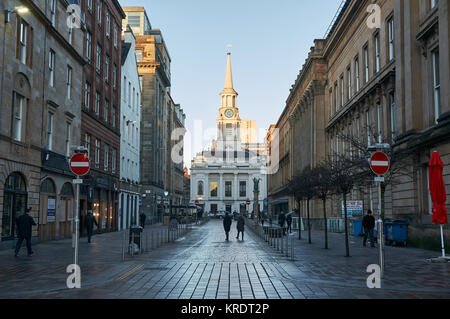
[5,172,26,191]
[232,96,235,107]
[40,178,56,194]
[60,183,74,196]
[197,181,204,196]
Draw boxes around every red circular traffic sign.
[370,152,390,176]
[195,200,199,206]
[246,200,250,205]
[69,153,90,176]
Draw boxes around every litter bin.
[129,226,143,253]
[352,220,363,237]
[384,220,408,246]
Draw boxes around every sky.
[119,0,343,168]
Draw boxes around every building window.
[17,18,29,65]
[136,50,142,62]
[329,88,333,116]
[197,181,204,196]
[112,148,116,173]
[50,0,56,26]
[432,49,440,123]
[389,92,396,139]
[340,75,344,107]
[123,76,127,101]
[364,45,369,83]
[49,50,55,87]
[210,182,218,197]
[239,181,246,197]
[105,55,109,82]
[84,134,91,158]
[355,56,360,92]
[47,111,54,150]
[431,0,438,9]
[113,64,117,89]
[95,91,100,115]
[114,23,118,48]
[128,82,131,106]
[84,82,91,109]
[366,110,371,146]
[86,32,92,63]
[97,0,102,26]
[374,33,380,73]
[65,122,71,157]
[388,18,394,61]
[347,67,352,99]
[105,11,110,38]
[334,82,338,113]
[67,66,72,99]
[225,181,232,197]
[96,44,101,73]
[13,94,26,142]
[104,143,109,171]
[377,102,382,143]
[68,26,73,45]
[104,99,109,122]
[112,105,116,128]
[95,139,100,168]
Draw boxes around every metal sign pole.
[74,178,80,267]
[378,177,384,279]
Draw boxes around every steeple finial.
[224,45,233,89]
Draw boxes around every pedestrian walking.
[362,209,376,247]
[236,213,245,241]
[223,212,232,241]
[286,213,293,234]
[139,212,146,229]
[14,207,36,257]
[261,212,265,227]
[86,210,98,244]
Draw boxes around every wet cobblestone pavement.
[1,219,449,299]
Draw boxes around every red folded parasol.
[429,152,448,225]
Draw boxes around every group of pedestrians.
[223,211,245,241]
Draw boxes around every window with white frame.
[366,110,371,145]
[355,57,360,92]
[47,111,54,150]
[50,0,56,26]
[87,0,92,13]
[374,33,380,73]
[65,122,71,157]
[113,64,117,89]
[95,139,100,168]
[105,55,109,82]
[86,32,92,62]
[340,75,344,107]
[84,133,91,158]
[97,0,102,26]
[104,143,109,171]
[18,19,28,64]
[85,82,91,108]
[13,94,26,142]
[329,88,333,116]
[114,23,118,48]
[104,99,109,122]
[334,82,338,113]
[389,92,396,139]
[377,102,382,143]
[364,45,369,83]
[49,50,55,87]
[388,18,394,61]
[67,66,72,99]
[106,11,110,38]
[432,49,441,123]
[96,44,101,73]
[95,91,100,115]
[347,67,352,99]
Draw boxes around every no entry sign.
[370,152,390,176]
[69,153,90,176]
[246,200,251,205]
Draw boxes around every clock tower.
[217,52,241,151]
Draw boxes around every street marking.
[117,264,144,281]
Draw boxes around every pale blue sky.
[119,0,342,166]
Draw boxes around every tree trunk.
[307,198,311,244]
[322,196,328,249]
[297,200,302,240]
[343,192,350,257]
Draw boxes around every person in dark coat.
[139,212,146,229]
[223,212,232,241]
[261,211,265,227]
[14,207,36,257]
[362,209,376,247]
[286,213,293,234]
[236,214,245,241]
[86,210,98,243]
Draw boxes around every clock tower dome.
[217,52,241,151]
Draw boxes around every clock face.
[225,109,234,118]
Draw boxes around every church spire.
[224,52,233,89]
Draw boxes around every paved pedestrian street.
[0,220,449,299]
